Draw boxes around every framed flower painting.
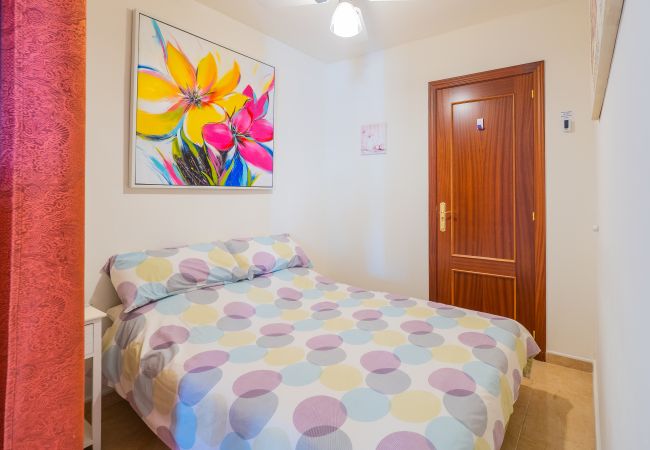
[130,11,275,188]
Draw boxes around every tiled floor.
[94,361,595,450]
[502,361,596,450]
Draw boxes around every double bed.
[101,236,539,450]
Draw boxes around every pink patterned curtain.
[0,0,85,447]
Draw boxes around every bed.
[101,236,539,450]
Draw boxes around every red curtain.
[0,0,86,448]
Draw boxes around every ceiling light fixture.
[330,1,363,38]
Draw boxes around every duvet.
[102,267,539,450]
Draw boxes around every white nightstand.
[85,306,106,449]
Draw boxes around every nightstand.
[85,306,106,449]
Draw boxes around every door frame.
[428,61,546,359]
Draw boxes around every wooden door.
[428,62,546,358]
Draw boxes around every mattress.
[102,267,539,450]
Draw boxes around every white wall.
[86,0,328,309]
[304,0,598,360]
[595,0,650,447]
[87,0,598,360]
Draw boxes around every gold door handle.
[440,202,447,232]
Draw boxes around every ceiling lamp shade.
[330,1,363,38]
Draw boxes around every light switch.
[561,111,574,133]
[476,118,484,131]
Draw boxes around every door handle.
[440,202,447,232]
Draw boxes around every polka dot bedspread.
[102,267,540,450]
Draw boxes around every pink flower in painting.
[203,85,274,172]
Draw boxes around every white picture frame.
[361,123,387,155]
[591,0,625,119]
[129,10,276,189]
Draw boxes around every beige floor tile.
[511,361,596,450]
[516,435,549,450]
[501,431,522,450]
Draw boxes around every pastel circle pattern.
[102,260,540,450]
[307,334,347,366]
[361,350,412,394]
[341,388,390,422]
[401,320,445,348]
[257,323,295,348]
[353,309,388,331]
[230,370,283,439]
[377,432,435,450]
[428,368,488,436]
[218,302,255,331]
[293,396,348,440]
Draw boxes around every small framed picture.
[361,123,387,155]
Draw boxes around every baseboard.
[546,351,594,373]
[592,360,601,450]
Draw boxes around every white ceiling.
[197,0,568,62]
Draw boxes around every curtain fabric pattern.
[0,0,86,447]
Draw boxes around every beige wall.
[595,0,650,447]
[306,0,598,360]
[86,0,328,309]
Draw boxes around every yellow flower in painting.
[136,42,249,145]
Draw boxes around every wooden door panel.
[429,63,545,359]
[445,78,517,106]
[513,74,536,334]
[451,96,515,261]
[452,270,515,318]
[436,75,527,313]
[450,255,516,276]
[429,62,546,358]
